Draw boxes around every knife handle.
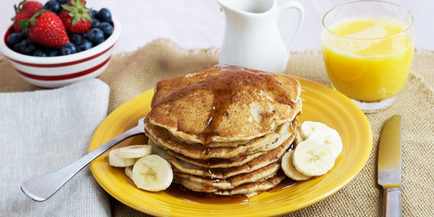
[383,188,401,217]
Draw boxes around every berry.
[91,18,100,28]
[56,0,70,4]
[44,0,61,14]
[33,49,48,57]
[13,43,21,52]
[96,8,112,23]
[89,9,98,18]
[69,33,83,45]
[6,33,23,48]
[60,42,77,55]
[18,38,37,55]
[12,0,44,33]
[76,39,92,51]
[9,1,114,57]
[44,47,59,56]
[22,10,70,49]
[97,22,113,38]
[57,0,85,4]
[59,0,92,34]
[85,28,105,45]
[21,31,29,39]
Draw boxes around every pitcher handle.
[278,1,305,54]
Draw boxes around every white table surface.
[1,0,433,55]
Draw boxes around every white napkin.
[0,79,111,217]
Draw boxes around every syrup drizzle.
[153,64,296,146]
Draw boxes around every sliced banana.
[281,150,311,181]
[109,149,137,167]
[307,128,343,159]
[292,140,335,176]
[294,130,304,146]
[116,144,152,159]
[125,166,133,180]
[300,121,329,139]
[132,154,173,192]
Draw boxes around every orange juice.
[322,16,414,102]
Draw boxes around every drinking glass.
[321,1,414,113]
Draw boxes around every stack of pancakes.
[144,64,302,197]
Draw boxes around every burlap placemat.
[1,39,433,216]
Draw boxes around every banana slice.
[109,149,137,167]
[307,128,343,159]
[292,140,335,176]
[281,150,311,181]
[116,145,152,159]
[294,130,304,146]
[300,121,329,139]
[125,166,133,180]
[132,155,173,192]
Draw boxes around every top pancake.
[146,64,302,144]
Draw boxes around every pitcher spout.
[217,0,276,15]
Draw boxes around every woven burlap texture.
[1,39,433,217]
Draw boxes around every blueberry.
[69,34,83,45]
[91,18,100,28]
[45,48,59,57]
[89,9,98,18]
[6,33,23,48]
[19,39,37,55]
[21,31,29,39]
[44,0,61,14]
[77,39,93,52]
[13,43,21,53]
[97,22,113,38]
[33,50,48,57]
[56,0,70,4]
[60,43,77,55]
[96,8,112,23]
[85,28,105,45]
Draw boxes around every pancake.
[145,119,295,159]
[143,64,303,198]
[146,64,302,144]
[173,171,286,196]
[213,172,286,196]
[174,163,280,190]
[151,134,293,179]
[162,133,294,169]
[165,147,264,168]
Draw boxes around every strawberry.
[59,0,92,34]
[12,0,43,33]
[19,10,70,49]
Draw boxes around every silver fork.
[21,117,145,202]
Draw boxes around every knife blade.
[378,115,402,217]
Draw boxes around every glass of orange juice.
[321,1,414,113]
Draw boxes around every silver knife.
[378,115,402,217]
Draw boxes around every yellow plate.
[89,77,372,216]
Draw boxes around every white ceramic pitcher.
[217,0,304,74]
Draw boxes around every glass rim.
[322,0,414,41]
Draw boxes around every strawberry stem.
[11,0,28,21]
[61,0,92,25]
[17,8,46,28]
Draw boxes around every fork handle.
[384,188,401,217]
[21,123,144,202]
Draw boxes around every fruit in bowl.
[0,0,121,88]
